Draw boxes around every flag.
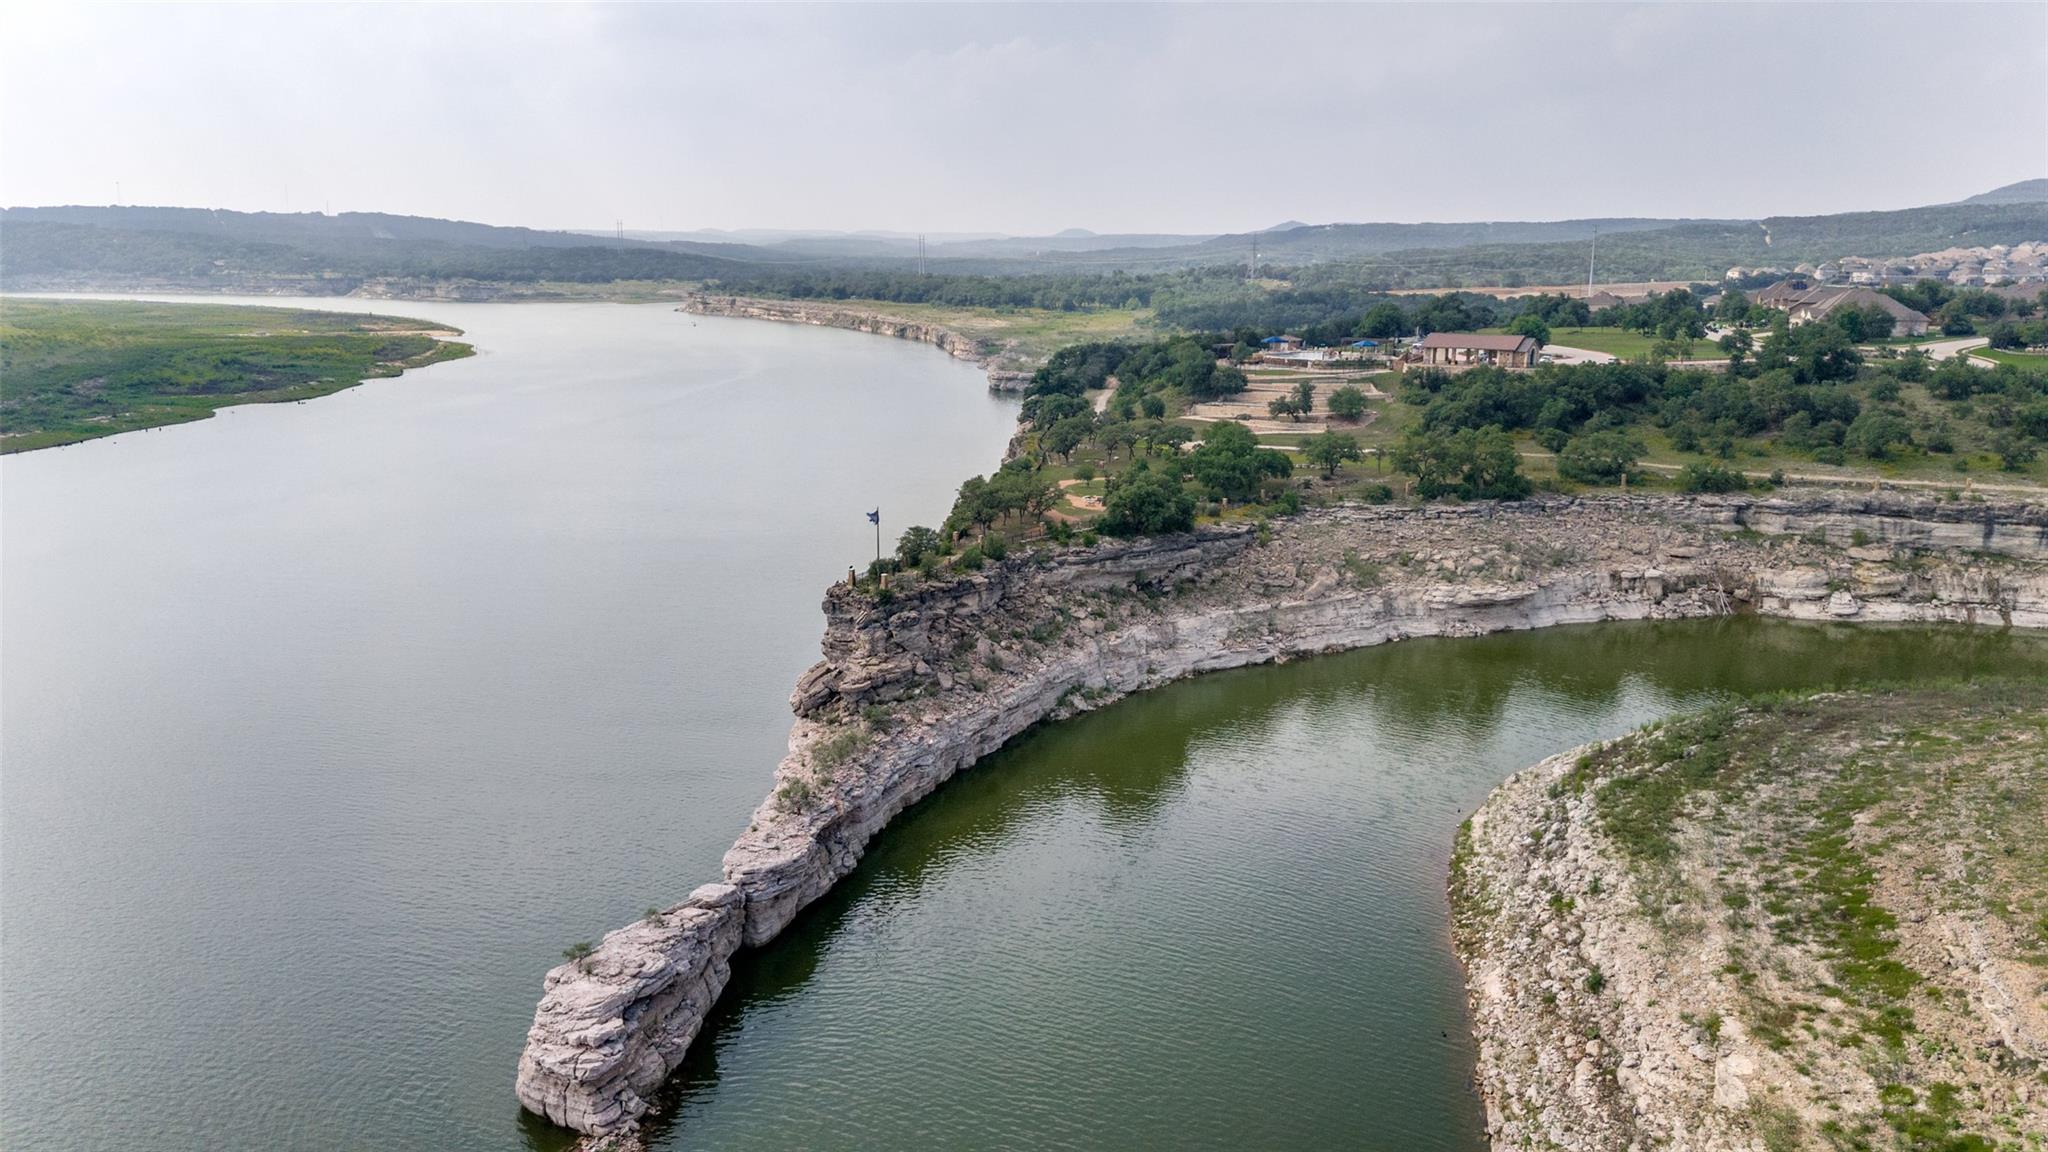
[867,508,880,524]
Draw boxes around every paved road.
[1921,335,1991,364]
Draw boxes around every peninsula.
[0,299,473,452]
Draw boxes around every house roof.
[1351,339,1379,347]
[1416,332,1538,353]
[1793,287,1930,325]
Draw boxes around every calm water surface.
[1,298,1014,1149]
[4,299,2044,1150]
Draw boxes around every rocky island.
[1452,682,2047,1151]
[515,490,2048,1141]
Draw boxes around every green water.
[622,619,2046,1151]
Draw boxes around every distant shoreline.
[675,292,1035,391]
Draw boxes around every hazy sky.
[3,3,2043,236]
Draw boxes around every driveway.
[1542,345,1617,365]
[1921,336,1990,364]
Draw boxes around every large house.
[1753,280,1931,337]
[1413,332,1541,368]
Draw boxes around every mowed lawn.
[1970,346,2048,374]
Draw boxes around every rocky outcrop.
[676,293,1032,390]
[515,491,2048,1138]
[1451,685,2048,1151]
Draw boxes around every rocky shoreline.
[514,491,2048,1139]
[674,293,1036,390]
[1451,684,2048,1151]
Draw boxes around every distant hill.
[1959,179,2048,205]
[0,206,753,293]
[5,193,2043,296]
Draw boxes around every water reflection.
[631,617,2046,1151]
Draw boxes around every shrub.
[1326,385,1368,421]
[1677,461,1749,493]
[563,941,594,969]
[957,546,985,570]
[1556,429,1645,485]
[982,534,1008,561]
[1099,465,1197,537]
[774,776,816,811]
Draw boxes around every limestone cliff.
[1451,684,2048,1151]
[675,294,1034,390]
[516,492,2048,1137]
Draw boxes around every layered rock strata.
[1451,685,2048,1151]
[516,492,2048,1137]
[675,293,1034,389]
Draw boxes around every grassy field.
[850,300,1152,367]
[0,299,473,452]
[1969,345,2048,373]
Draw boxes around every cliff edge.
[1451,683,2048,1151]
[517,491,2048,1138]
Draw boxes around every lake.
[0,298,1016,1149]
[3,300,2043,1150]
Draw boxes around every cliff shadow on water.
[564,616,2048,1152]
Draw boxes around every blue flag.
[867,508,880,524]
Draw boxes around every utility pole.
[1250,235,1258,281]
[917,234,926,276]
[1587,225,1598,300]
[616,220,626,249]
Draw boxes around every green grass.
[1967,345,2048,373]
[792,298,1153,368]
[0,299,473,452]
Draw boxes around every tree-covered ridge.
[0,299,474,451]
[5,198,2042,296]
[0,220,749,290]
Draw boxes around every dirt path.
[1517,448,2043,496]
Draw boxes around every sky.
[2,2,2044,237]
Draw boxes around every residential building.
[1412,332,1541,368]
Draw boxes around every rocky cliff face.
[675,294,1033,390]
[515,491,2048,1138]
[1451,685,2048,1151]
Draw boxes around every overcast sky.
[3,3,2043,236]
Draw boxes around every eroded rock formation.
[516,491,2048,1138]
[1451,684,2048,1151]
[675,294,1034,389]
